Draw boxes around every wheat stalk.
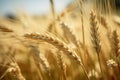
[48,0,58,34]
[76,0,85,49]
[94,0,116,15]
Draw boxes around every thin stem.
[50,0,55,19]
[76,0,85,50]
[76,0,86,71]
[81,64,90,80]
[97,53,104,79]
[81,15,85,50]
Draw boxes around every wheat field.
[0,0,120,80]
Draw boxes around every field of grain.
[0,0,120,80]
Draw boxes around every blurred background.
[0,0,120,17]
[0,0,73,17]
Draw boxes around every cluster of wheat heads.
[0,0,120,80]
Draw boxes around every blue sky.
[0,0,73,16]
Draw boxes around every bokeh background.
[0,0,73,17]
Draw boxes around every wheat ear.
[0,25,13,32]
[0,57,26,80]
[90,11,104,78]
[90,11,101,54]
[60,22,77,46]
[112,30,120,57]
[111,30,120,79]
[29,45,51,80]
[24,33,81,64]
[112,30,120,70]
[24,33,90,80]
[57,51,66,80]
